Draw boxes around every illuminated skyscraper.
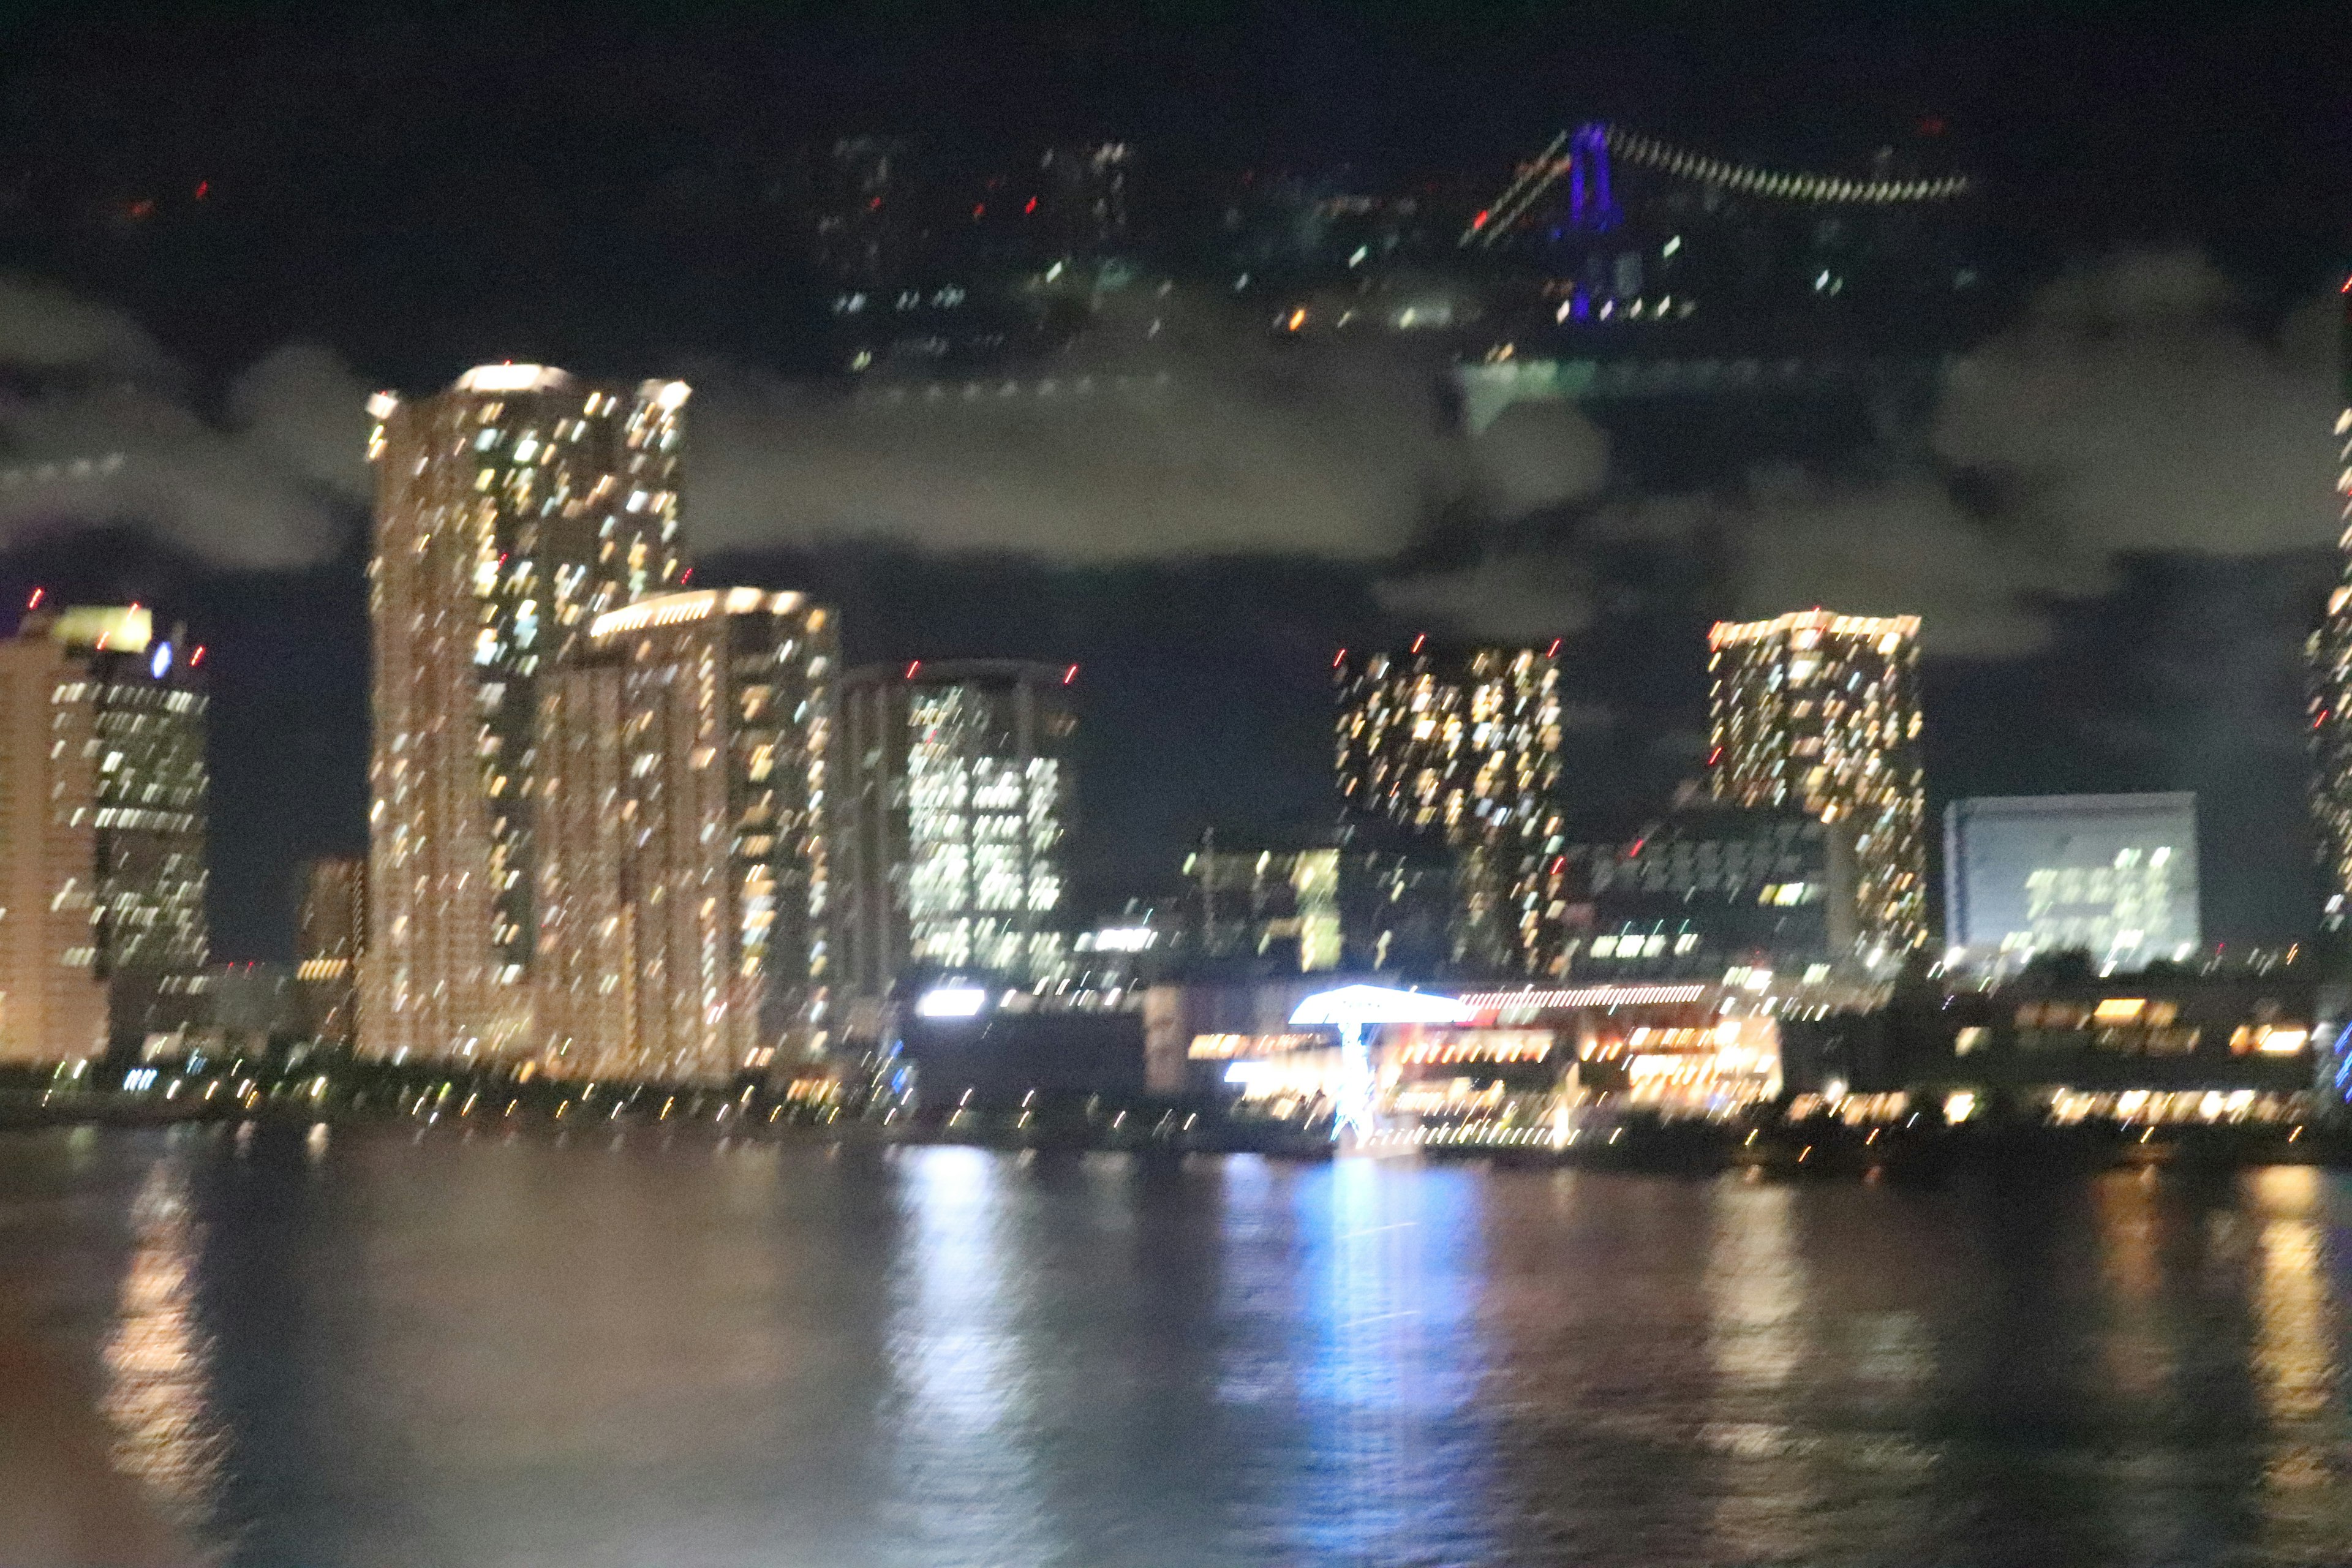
[295,854,366,1047]
[0,605,207,1062]
[1333,644,1566,975]
[2307,296,2352,927]
[839,661,1074,1002]
[363,364,690,1064]
[1707,609,1926,959]
[534,589,835,1084]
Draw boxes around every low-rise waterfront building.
[1556,799,1858,981]
[1781,965,2321,1122]
[1181,825,1457,978]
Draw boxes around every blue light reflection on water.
[1274,1156,1498,1566]
[2,1128,2352,1567]
[881,1145,1054,1567]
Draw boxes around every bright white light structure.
[1289,984,1472,1140]
[915,985,990,1020]
[453,363,576,394]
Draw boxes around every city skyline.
[4,13,2352,1566]
[0,7,2337,963]
[4,562,2306,1069]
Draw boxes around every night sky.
[0,2,2343,959]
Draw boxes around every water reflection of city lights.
[99,1158,225,1528]
[887,1148,1052,1561]
[1281,1159,1496,1564]
[1706,1182,1804,1392]
[2249,1168,2331,1429]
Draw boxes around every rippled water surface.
[2,1125,2351,1567]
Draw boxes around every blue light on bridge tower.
[1567,123,1619,232]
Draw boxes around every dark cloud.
[1934,248,2338,560]
[0,274,178,383]
[1382,249,2339,660]
[1719,472,2098,658]
[227,344,377,503]
[684,290,1608,563]
[1375,552,1595,644]
[0,277,372,567]
[1466,398,1611,521]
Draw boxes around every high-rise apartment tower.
[1707,609,1926,960]
[295,854,366,1047]
[534,589,836,1084]
[1333,644,1566,975]
[362,364,689,1063]
[2307,289,2352,929]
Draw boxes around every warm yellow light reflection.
[99,1159,224,1525]
[2250,1167,2331,1428]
